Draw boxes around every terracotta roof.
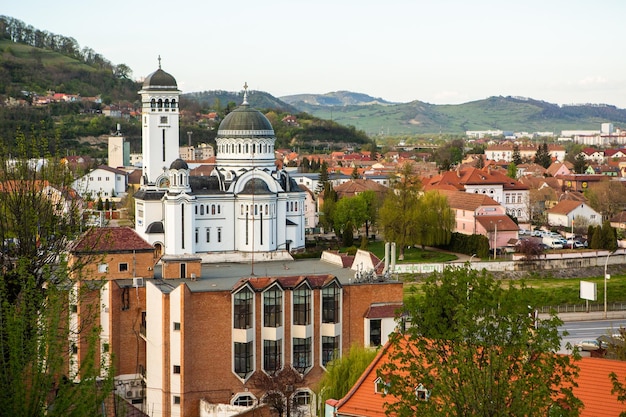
[333,179,389,199]
[610,211,626,223]
[232,274,338,292]
[332,337,626,417]
[476,215,519,232]
[548,200,588,215]
[434,189,500,211]
[365,303,403,319]
[70,227,154,253]
[424,167,528,191]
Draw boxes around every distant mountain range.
[185,90,626,137]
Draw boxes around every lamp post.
[470,253,476,263]
[492,220,502,259]
[604,251,612,319]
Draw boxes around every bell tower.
[139,57,181,185]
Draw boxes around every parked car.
[519,228,530,236]
[575,339,602,351]
[564,240,584,249]
[531,230,543,237]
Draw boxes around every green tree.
[333,194,368,238]
[320,185,338,234]
[316,345,378,416]
[512,144,523,165]
[317,161,329,194]
[609,371,626,417]
[601,220,618,251]
[507,162,518,179]
[350,166,359,179]
[534,142,552,169]
[573,153,588,174]
[414,191,454,248]
[380,266,582,417]
[0,129,113,415]
[379,163,421,260]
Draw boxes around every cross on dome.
[242,82,249,105]
[158,55,162,69]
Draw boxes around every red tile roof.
[548,200,588,215]
[70,227,154,253]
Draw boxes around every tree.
[512,144,523,165]
[516,238,545,260]
[0,129,113,415]
[250,367,306,417]
[473,155,484,169]
[316,345,378,416]
[350,166,359,179]
[317,161,329,194]
[414,191,454,249]
[320,184,338,234]
[609,371,626,417]
[379,163,421,260]
[601,220,618,251]
[379,266,582,417]
[507,162,518,179]
[332,191,380,240]
[534,142,552,169]
[573,153,588,174]
[584,181,626,221]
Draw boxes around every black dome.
[241,178,272,194]
[170,158,188,170]
[217,104,274,135]
[142,68,178,90]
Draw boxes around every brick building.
[68,227,404,417]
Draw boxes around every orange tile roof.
[70,227,154,253]
[332,338,626,417]
[548,200,588,215]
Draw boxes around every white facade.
[72,166,127,199]
[133,71,305,258]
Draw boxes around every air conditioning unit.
[126,390,134,398]
[190,273,197,281]
[133,277,144,288]
[139,389,145,397]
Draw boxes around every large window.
[233,288,253,329]
[293,285,311,325]
[370,319,382,347]
[322,283,340,323]
[322,336,340,367]
[263,286,282,327]
[293,337,311,373]
[234,341,253,379]
[263,339,282,374]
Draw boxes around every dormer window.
[374,377,389,394]
[415,383,430,401]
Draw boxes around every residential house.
[610,211,626,231]
[299,184,318,230]
[423,166,530,221]
[326,338,626,417]
[557,174,608,193]
[72,165,128,200]
[546,161,571,177]
[547,200,602,228]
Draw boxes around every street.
[559,318,626,354]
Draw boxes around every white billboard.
[580,280,597,301]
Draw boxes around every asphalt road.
[559,318,626,354]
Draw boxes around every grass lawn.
[403,272,626,308]
[364,240,458,263]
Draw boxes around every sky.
[4,0,626,107]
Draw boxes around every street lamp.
[604,251,612,319]
[491,220,502,259]
[470,253,476,263]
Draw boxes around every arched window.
[164,99,170,108]
[211,205,216,215]
[150,98,156,108]
[171,99,177,108]
[200,205,204,215]
[157,98,163,108]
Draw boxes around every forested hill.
[0,15,139,102]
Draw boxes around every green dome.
[217,104,274,135]
[142,68,178,90]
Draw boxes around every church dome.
[170,158,188,170]
[217,104,274,135]
[142,68,178,90]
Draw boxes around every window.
[119,263,128,272]
[70,304,78,313]
[415,384,430,401]
[195,227,199,243]
[233,288,253,329]
[506,195,510,204]
[173,395,180,405]
[173,322,181,331]
[293,390,312,407]
[234,341,253,378]
[293,337,311,373]
[369,319,382,347]
[374,377,389,394]
[98,263,108,273]
[160,116,168,124]
[322,336,340,366]
[263,339,282,373]
[293,286,311,325]
[232,393,256,407]
[263,286,282,327]
[218,227,222,243]
[173,365,181,374]
[206,228,210,243]
[322,283,340,323]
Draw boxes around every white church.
[133,64,305,261]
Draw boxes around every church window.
[206,228,210,242]
[195,228,199,243]
[181,205,185,249]
[253,144,257,154]
[291,202,294,211]
[238,144,241,153]
[218,205,221,214]
[171,99,176,108]
[246,144,249,153]
[217,227,222,243]
[211,205,216,215]
[162,130,166,161]
[157,99,163,108]
[286,202,289,212]
[150,98,156,108]
[200,205,204,215]
[241,204,244,215]
[295,202,298,212]
[265,205,268,215]
[255,205,258,216]
[164,99,170,108]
